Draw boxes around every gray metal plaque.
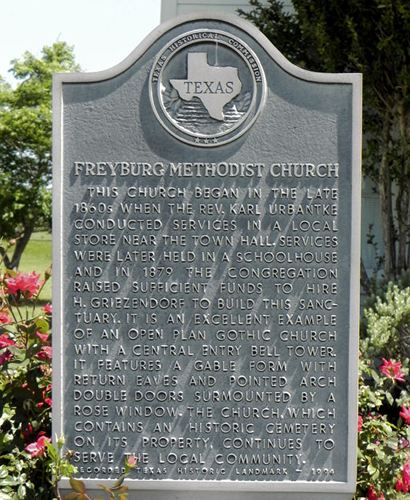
[53,13,361,497]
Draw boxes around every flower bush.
[0,254,59,498]
[0,245,137,499]
[357,283,410,498]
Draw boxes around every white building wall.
[161,0,264,21]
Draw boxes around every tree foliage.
[0,42,79,269]
[240,0,410,281]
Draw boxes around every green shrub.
[363,284,410,359]
[357,283,410,498]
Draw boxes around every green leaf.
[0,477,20,487]
[367,463,377,476]
[45,441,58,461]
[34,318,49,333]
[113,486,128,494]
[69,478,86,493]
[17,485,26,498]
[98,485,112,494]
[0,465,8,479]
[111,475,126,489]
[57,434,65,449]
[386,391,394,405]
[386,437,398,450]
[63,493,90,500]
[60,461,77,477]
[63,494,84,500]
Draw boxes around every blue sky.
[0,0,161,84]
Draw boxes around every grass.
[18,231,52,303]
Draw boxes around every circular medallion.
[149,30,266,147]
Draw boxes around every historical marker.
[53,13,361,499]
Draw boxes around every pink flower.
[399,437,410,449]
[126,455,137,468]
[379,358,405,382]
[37,385,52,409]
[36,345,52,361]
[37,397,52,409]
[36,331,49,344]
[400,406,410,425]
[395,478,408,493]
[0,333,15,349]
[22,423,34,442]
[0,311,11,324]
[395,462,410,493]
[0,350,13,365]
[358,415,363,432]
[5,271,42,298]
[42,303,52,315]
[24,434,50,458]
[367,485,385,499]
[403,462,410,484]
